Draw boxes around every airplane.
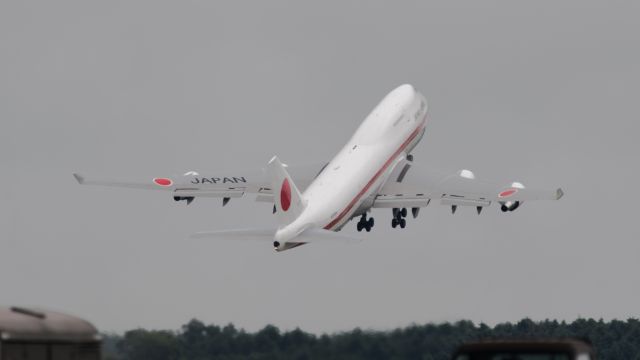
[74,84,563,251]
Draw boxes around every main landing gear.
[356,214,374,232]
[391,208,407,229]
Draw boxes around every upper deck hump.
[349,84,418,145]
[386,84,416,102]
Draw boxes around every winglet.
[555,188,564,200]
[73,173,85,184]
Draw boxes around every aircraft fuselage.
[275,84,428,242]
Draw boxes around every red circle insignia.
[153,178,173,187]
[498,188,517,198]
[280,178,291,211]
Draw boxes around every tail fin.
[267,156,305,226]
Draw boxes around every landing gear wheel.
[391,218,398,228]
[368,217,374,228]
[399,218,406,228]
[400,208,408,218]
[356,214,369,232]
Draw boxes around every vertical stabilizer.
[267,156,306,227]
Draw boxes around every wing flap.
[441,196,491,207]
[372,197,431,208]
[374,166,563,209]
[173,189,245,198]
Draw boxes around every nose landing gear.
[356,214,374,232]
[391,208,407,229]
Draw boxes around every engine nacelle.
[500,201,521,212]
[173,196,194,205]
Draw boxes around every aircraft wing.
[73,162,325,203]
[373,167,563,210]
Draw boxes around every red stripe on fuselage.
[323,121,425,230]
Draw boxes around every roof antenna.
[11,307,46,319]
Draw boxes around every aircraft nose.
[393,84,416,98]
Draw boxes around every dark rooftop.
[0,306,99,342]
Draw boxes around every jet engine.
[500,201,521,212]
[174,196,194,205]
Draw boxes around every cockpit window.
[314,162,329,179]
[393,114,404,126]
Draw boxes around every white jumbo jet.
[75,84,563,251]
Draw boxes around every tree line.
[102,318,640,359]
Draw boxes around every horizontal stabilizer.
[294,228,362,244]
[190,227,362,251]
[190,228,276,241]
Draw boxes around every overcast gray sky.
[1,1,639,333]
